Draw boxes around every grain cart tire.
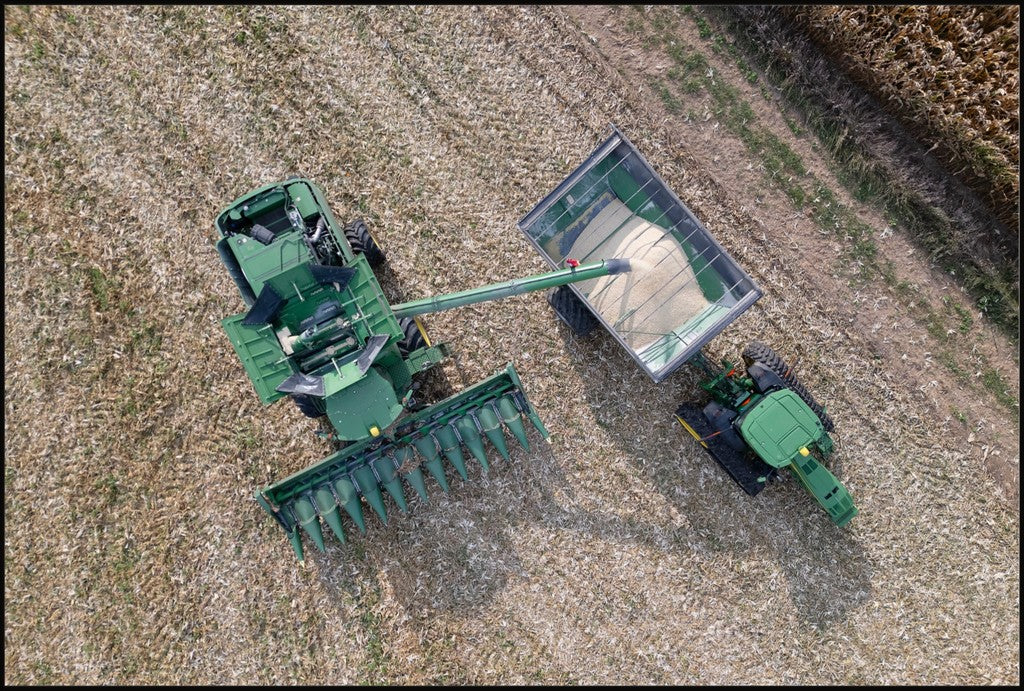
[398,317,427,357]
[291,393,325,418]
[547,285,599,337]
[344,219,385,267]
[741,341,835,432]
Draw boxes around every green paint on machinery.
[216,123,857,566]
[673,346,857,527]
[214,176,631,562]
[518,125,858,526]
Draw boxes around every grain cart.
[518,125,857,526]
[214,177,630,562]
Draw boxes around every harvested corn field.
[4,5,1019,685]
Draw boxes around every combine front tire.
[344,219,385,267]
[398,317,427,357]
[741,341,835,432]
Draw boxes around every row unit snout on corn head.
[214,176,631,562]
[215,126,857,564]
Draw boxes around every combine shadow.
[362,254,408,305]
[306,391,574,611]
[308,320,871,630]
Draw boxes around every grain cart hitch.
[214,177,630,562]
[518,125,858,526]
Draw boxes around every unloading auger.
[214,177,630,562]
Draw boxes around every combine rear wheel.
[344,218,385,267]
[741,341,835,432]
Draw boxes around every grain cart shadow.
[548,323,874,629]
[364,256,408,305]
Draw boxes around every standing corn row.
[783,5,1019,231]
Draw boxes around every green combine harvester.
[214,176,630,562]
[214,126,855,563]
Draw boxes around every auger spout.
[391,258,630,320]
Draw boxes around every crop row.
[783,5,1019,231]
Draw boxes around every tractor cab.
[737,389,826,469]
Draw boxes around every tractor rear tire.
[398,317,427,357]
[292,393,325,418]
[741,341,835,432]
[344,219,385,268]
[547,285,599,337]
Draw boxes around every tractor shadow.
[310,323,871,630]
[547,324,874,629]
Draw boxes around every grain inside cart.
[519,126,857,526]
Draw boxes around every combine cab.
[519,126,857,526]
[214,177,630,562]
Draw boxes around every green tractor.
[214,176,630,562]
[675,346,856,526]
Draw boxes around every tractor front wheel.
[741,341,835,432]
